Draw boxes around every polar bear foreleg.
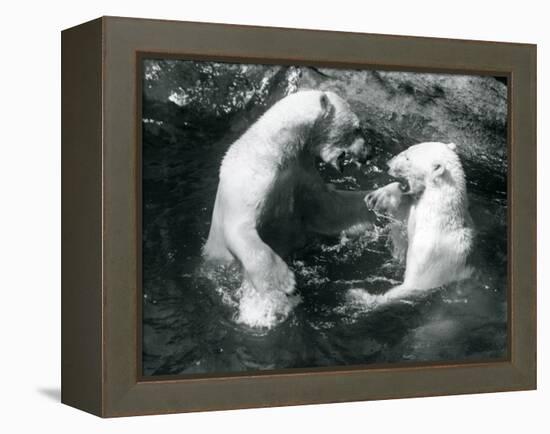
[349,283,423,310]
[365,182,412,263]
[305,187,376,236]
[380,245,436,301]
[225,222,296,295]
[380,284,421,302]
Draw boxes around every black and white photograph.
[140,58,508,376]
[2,0,544,427]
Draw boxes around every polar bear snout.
[347,136,374,165]
[336,151,346,173]
[387,154,407,175]
[387,154,427,195]
[321,137,373,172]
[356,142,374,165]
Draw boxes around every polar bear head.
[313,91,373,172]
[387,142,465,195]
[250,90,372,172]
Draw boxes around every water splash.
[234,280,301,328]
[199,261,302,329]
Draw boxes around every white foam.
[200,263,300,329]
[234,279,301,329]
[346,288,389,311]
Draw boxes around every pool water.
[141,64,508,376]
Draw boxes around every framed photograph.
[61,16,536,417]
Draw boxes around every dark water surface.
[142,65,507,376]
[141,128,507,377]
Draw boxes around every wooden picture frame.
[61,16,536,417]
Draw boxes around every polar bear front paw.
[268,255,296,295]
[365,182,403,214]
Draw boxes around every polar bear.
[356,142,475,306]
[203,90,374,325]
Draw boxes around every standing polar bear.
[203,90,374,325]
[357,142,475,306]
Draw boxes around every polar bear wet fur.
[359,142,475,305]
[203,90,374,324]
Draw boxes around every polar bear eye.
[351,126,362,137]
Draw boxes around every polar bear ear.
[432,161,446,178]
[320,92,334,118]
[447,142,457,151]
[320,93,329,110]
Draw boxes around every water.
[141,62,508,376]
[141,118,507,377]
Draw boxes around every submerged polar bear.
[354,142,475,307]
[203,90,374,326]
